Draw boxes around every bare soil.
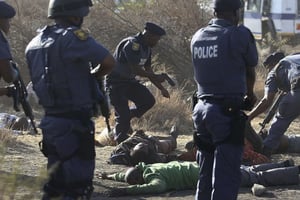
[1,120,300,200]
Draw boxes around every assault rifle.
[258,90,285,135]
[97,77,111,132]
[11,62,38,134]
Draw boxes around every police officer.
[191,0,258,199]
[0,1,18,97]
[248,52,300,157]
[25,0,115,199]
[106,22,170,144]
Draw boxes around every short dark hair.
[263,52,285,68]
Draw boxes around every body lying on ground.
[99,160,299,197]
[108,127,178,166]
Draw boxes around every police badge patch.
[73,29,89,40]
[132,42,140,51]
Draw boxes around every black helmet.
[213,0,242,12]
[48,0,93,19]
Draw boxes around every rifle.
[10,62,38,134]
[97,77,111,132]
[161,73,176,87]
[258,90,285,134]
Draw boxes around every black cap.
[263,52,285,68]
[213,0,242,12]
[144,22,166,36]
[0,1,16,19]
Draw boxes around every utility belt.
[200,96,244,114]
[45,110,93,121]
[193,96,248,150]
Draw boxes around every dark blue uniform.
[264,54,300,152]
[25,25,110,198]
[191,18,258,200]
[0,31,12,60]
[106,33,156,143]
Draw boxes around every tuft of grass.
[0,129,47,200]
[131,85,194,135]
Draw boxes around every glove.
[5,85,16,97]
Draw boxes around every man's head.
[213,0,242,25]
[124,167,144,185]
[48,0,93,27]
[143,22,166,48]
[0,0,16,34]
[263,52,285,71]
[129,142,149,165]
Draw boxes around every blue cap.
[144,22,166,36]
[213,0,242,12]
[0,1,16,18]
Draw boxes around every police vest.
[191,25,248,96]
[26,26,97,114]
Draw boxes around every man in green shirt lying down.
[100,160,299,197]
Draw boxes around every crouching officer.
[25,0,115,199]
[190,0,258,199]
[0,1,18,97]
[248,52,300,157]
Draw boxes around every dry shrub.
[131,84,194,135]
[0,129,17,147]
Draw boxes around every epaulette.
[132,41,140,51]
[73,29,89,40]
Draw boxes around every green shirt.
[112,161,199,195]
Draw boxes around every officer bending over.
[106,22,170,144]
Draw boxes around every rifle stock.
[259,90,285,133]
[11,62,38,134]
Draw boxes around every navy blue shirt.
[107,33,151,83]
[191,19,258,97]
[265,54,300,93]
[0,31,12,60]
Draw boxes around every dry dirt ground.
[1,121,300,200]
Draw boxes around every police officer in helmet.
[191,0,258,199]
[0,1,18,98]
[25,0,115,199]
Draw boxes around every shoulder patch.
[132,42,140,51]
[73,29,89,40]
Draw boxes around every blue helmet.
[48,0,93,19]
[0,1,16,18]
[213,0,242,12]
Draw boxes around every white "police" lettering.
[193,45,218,59]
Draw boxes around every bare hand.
[243,93,257,110]
[99,172,108,179]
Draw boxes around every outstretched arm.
[99,172,126,182]
[247,91,276,121]
[245,66,257,109]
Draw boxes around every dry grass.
[0,129,17,147]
